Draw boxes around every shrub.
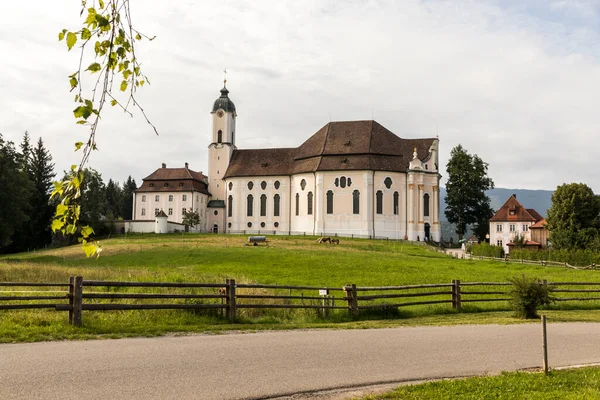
[471,242,503,258]
[508,275,553,319]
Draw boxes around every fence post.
[68,276,75,324]
[351,284,358,316]
[72,276,83,326]
[454,280,462,310]
[451,279,456,309]
[225,279,236,323]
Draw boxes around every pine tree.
[0,134,31,251]
[28,138,56,249]
[121,176,137,220]
[105,179,123,219]
[79,168,107,236]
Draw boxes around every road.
[2,323,600,399]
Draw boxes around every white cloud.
[1,0,599,191]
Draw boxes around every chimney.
[162,163,166,168]
[185,162,189,169]
[513,193,517,199]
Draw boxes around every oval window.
[247,181,254,190]
[300,179,307,191]
[260,222,266,228]
[274,181,280,190]
[340,176,347,188]
[247,222,252,228]
[228,222,232,228]
[274,222,279,228]
[228,182,233,190]
[261,181,267,190]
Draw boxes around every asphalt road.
[2,323,600,400]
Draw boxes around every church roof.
[212,86,236,114]
[489,194,542,222]
[136,164,210,195]
[223,120,437,178]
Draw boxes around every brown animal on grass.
[331,238,339,244]
[317,236,331,243]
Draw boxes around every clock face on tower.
[217,110,224,118]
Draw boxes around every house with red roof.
[489,194,547,254]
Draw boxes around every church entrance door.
[424,223,431,241]
[213,224,219,234]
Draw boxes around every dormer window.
[179,182,184,187]
[164,183,168,187]
[149,183,154,187]
[509,210,515,216]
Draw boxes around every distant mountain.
[439,187,553,241]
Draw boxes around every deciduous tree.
[444,144,494,241]
[546,183,600,250]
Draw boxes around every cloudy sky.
[1,0,599,191]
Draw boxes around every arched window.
[326,190,334,214]
[228,195,233,217]
[353,190,360,214]
[217,130,222,143]
[424,193,430,217]
[307,192,313,215]
[274,194,280,217]
[228,182,233,191]
[260,194,267,216]
[295,193,300,216]
[247,194,253,217]
[376,190,383,214]
[393,191,399,215]
[340,176,347,188]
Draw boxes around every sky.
[1,0,599,191]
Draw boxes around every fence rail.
[3,277,600,325]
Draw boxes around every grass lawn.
[2,233,600,343]
[362,367,600,399]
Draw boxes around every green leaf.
[120,80,128,92]
[51,219,64,232]
[81,28,91,40]
[58,29,67,41]
[98,0,105,9]
[75,142,84,151]
[140,80,145,87]
[81,226,94,239]
[66,224,77,235]
[95,14,109,28]
[73,105,92,119]
[86,62,101,73]
[69,76,78,90]
[110,99,118,106]
[66,32,77,50]
[135,33,141,40]
[55,203,68,217]
[82,240,98,258]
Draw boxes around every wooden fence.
[2,278,600,326]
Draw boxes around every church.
[130,82,441,241]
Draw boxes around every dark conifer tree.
[121,176,137,220]
[28,137,56,249]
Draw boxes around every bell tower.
[208,75,236,201]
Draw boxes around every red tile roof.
[489,195,541,223]
[529,218,547,229]
[136,166,210,195]
[224,120,437,178]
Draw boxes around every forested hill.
[439,187,554,241]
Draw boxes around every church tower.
[208,78,236,202]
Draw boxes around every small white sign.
[319,289,329,296]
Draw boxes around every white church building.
[130,82,441,241]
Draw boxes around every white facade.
[131,83,441,241]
